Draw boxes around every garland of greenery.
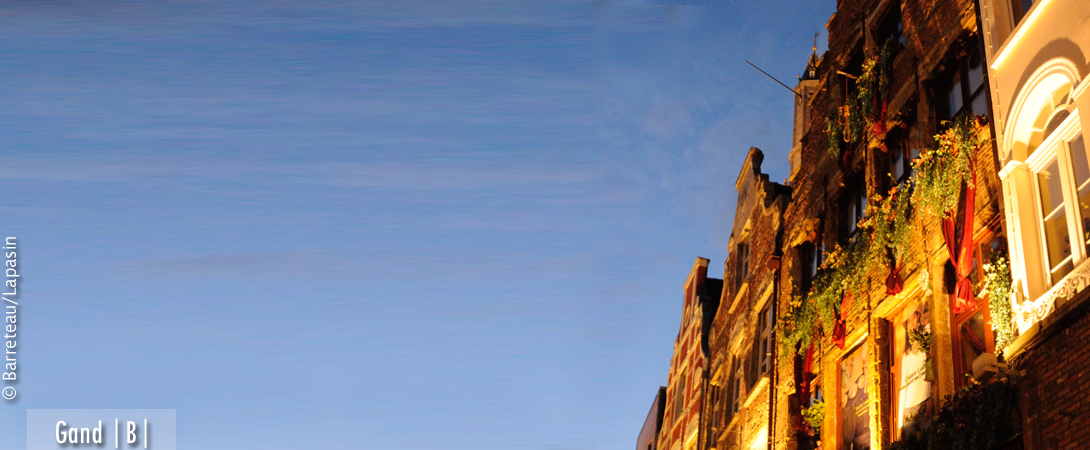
[862,180,914,265]
[778,232,869,356]
[890,379,1019,450]
[983,248,1015,350]
[912,116,986,218]
[826,47,892,161]
[778,181,914,356]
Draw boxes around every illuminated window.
[1026,95,1085,286]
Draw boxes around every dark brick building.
[659,258,722,450]
[639,387,668,450]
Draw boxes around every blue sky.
[0,1,832,449]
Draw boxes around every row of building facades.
[637,0,1090,450]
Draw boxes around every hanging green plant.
[911,116,986,218]
[983,248,1015,350]
[857,42,892,129]
[846,102,865,145]
[861,180,914,267]
[826,115,843,161]
[802,398,825,431]
[778,180,914,356]
[779,231,870,355]
[825,101,867,164]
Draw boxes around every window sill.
[1006,256,1090,361]
[727,280,749,314]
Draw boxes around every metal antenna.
[745,60,801,98]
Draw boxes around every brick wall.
[1011,299,1090,450]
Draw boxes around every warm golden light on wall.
[749,427,768,450]
[991,0,1053,69]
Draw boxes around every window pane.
[858,190,868,220]
[968,52,984,94]
[958,311,987,383]
[947,78,963,119]
[1038,158,1073,276]
[971,89,988,118]
[908,126,921,178]
[1070,136,1090,250]
[1022,0,1036,16]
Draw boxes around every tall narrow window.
[800,242,822,294]
[890,123,921,184]
[1068,136,1090,253]
[877,2,905,52]
[735,243,750,289]
[845,181,868,237]
[756,303,772,376]
[732,365,743,414]
[673,369,686,421]
[1037,157,1074,281]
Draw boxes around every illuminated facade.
[641,1,1090,449]
[703,148,789,450]
[979,0,1090,447]
[770,0,1010,448]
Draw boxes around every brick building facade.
[641,1,1090,450]
[977,0,1090,448]
[639,387,668,450]
[703,148,790,450]
[772,1,1008,450]
[659,259,722,450]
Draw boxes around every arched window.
[1003,59,1085,287]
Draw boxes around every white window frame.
[1025,112,1084,287]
